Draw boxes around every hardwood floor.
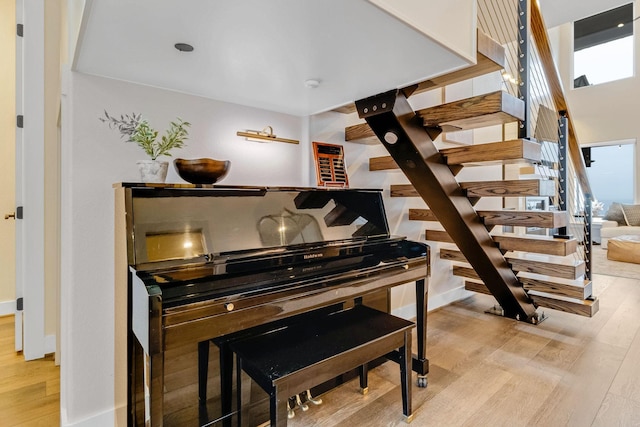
[3,272,640,426]
[286,273,640,427]
[0,315,59,426]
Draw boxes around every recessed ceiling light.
[174,43,194,52]
[618,23,625,28]
[304,79,320,89]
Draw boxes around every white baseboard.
[427,286,472,312]
[0,300,16,316]
[45,334,56,354]
[392,285,471,320]
[62,407,115,427]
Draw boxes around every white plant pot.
[137,160,169,183]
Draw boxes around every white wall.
[60,72,309,426]
[548,20,640,203]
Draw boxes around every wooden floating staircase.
[346,31,598,320]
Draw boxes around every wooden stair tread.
[518,271,592,300]
[336,30,505,115]
[369,156,400,171]
[492,233,578,257]
[476,209,567,228]
[416,91,524,132]
[345,122,376,142]
[429,230,577,256]
[453,266,479,280]
[465,280,492,295]
[409,209,439,222]
[528,290,599,317]
[505,251,585,279]
[464,281,598,317]
[346,91,524,141]
[370,139,541,171]
[412,208,567,228]
[460,179,556,198]
[440,139,542,166]
[440,248,585,280]
[440,248,466,262]
[390,184,421,198]
[425,229,455,244]
[391,179,556,198]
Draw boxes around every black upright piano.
[115,184,429,426]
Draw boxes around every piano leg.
[198,341,209,403]
[358,364,369,394]
[219,342,234,426]
[414,278,429,387]
[142,350,164,427]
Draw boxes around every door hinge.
[16,298,23,311]
[17,115,23,128]
[16,206,23,219]
[17,24,23,37]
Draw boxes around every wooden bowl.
[173,158,231,184]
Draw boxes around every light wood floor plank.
[525,340,626,426]
[608,325,640,404]
[592,393,640,427]
[0,316,59,426]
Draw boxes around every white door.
[15,0,46,361]
[13,0,23,353]
[1,0,18,349]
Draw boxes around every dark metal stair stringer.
[355,90,539,323]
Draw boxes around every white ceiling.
[75,0,473,116]
[539,0,634,28]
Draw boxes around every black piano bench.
[229,304,415,426]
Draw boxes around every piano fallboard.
[133,240,427,350]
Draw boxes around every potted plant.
[100,111,191,183]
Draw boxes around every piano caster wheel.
[305,389,322,405]
[296,394,309,411]
[287,399,295,419]
[417,375,428,388]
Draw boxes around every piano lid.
[124,185,390,269]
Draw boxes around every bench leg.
[401,330,413,423]
[358,364,369,394]
[271,390,289,427]
[220,342,234,421]
[236,357,243,427]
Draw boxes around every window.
[585,143,635,216]
[573,3,634,87]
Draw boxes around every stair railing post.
[518,0,530,139]
[585,195,593,280]
[554,113,571,239]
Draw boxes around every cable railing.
[478,0,593,278]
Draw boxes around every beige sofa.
[601,221,640,249]
[601,202,640,249]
